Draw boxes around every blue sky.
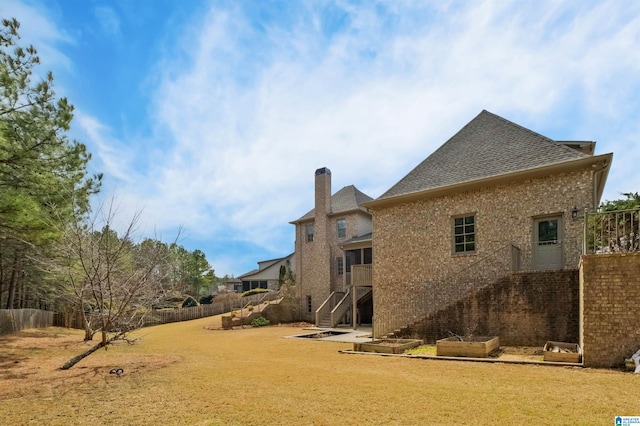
[2,0,639,277]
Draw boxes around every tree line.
[0,18,218,340]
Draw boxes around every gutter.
[363,153,613,209]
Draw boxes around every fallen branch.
[60,331,131,370]
[60,340,108,370]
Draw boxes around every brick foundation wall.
[580,253,640,368]
[400,270,579,345]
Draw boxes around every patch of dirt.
[490,346,545,361]
[0,328,177,401]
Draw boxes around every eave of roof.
[363,153,612,209]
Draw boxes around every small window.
[337,257,344,275]
[337,219,347,238]
[537,219,558,245]
[306,295,312,313]
[364,247,373,264]
[306,224,314,242]
[453,215,476,254]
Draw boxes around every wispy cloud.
[3,0,639,274]
[0,0,73,71]
[94,6,121,39]
[74,112,137,183]
[137,1,639,247]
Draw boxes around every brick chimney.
[314,167,332,218]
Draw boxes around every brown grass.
[0,316,636,425]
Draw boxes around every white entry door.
[533,216,563,270]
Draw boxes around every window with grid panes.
[453,215,476,253]
[337,219,347,238]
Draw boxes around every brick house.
[363,110,612,338]
[290,168,374,323]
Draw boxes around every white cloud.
[112,1,637,253]
[0,0,73,71]
[6,0,639,274]
[74,112,139,184]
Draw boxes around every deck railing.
[351,264,372,286]
[585,208,640,254]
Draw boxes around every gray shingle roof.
[342,232,372,244]
[239,253,294,279]
[293,185,373,222]
[378,110,591,200]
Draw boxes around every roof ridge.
[377,109,593,200]
[482,110,590,157]
[482,110,553,144]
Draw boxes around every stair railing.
[330,289,352,327]
[315,291,343,326]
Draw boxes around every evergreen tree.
[0,18,101,308]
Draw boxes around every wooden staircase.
[317,311,333,328]
[315,287,372,328]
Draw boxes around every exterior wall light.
[571,206,579,219]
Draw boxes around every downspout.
[368,207,376,341]
[586,159,610,254]
[583,206,588,255]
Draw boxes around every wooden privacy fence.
[143,301,235,326]
[48,302,241,330]
[0,291,282,334]
[0,309,55,335]
[143,291,281,326]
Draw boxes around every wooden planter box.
[436,336,500,358]
[354,339,423,354]
[543,341,582,363]
[625,358,636,371]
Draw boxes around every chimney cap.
[315,167,331,176]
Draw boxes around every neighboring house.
[362,110,612,338]
[238,253,295,293]
[217,277,242,293]
[290,168,374,323]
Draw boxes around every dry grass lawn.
[0,315,637,425]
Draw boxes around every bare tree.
[56,200,173,370]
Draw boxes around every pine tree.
[0,18,101,308]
